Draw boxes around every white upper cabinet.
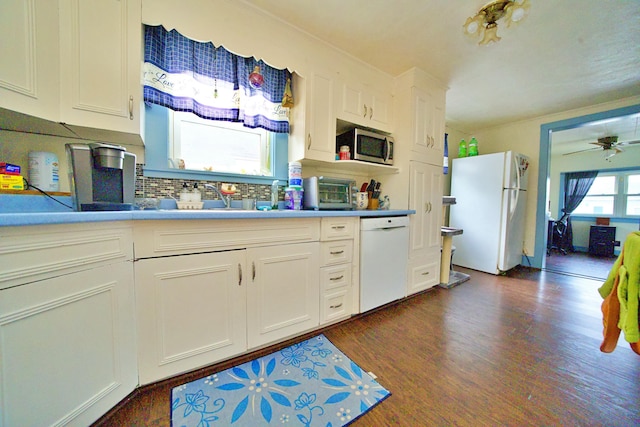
[0,0,60,121]
[59,0,142,137]
[411,86,445,164]
[338,79,393,133]
[289,68,337,162]
[0,0,142,143]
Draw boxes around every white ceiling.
[241,0,640,144]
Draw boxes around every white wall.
[0,131,145,193]
[459,95,640,259]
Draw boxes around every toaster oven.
[302,176,355,210]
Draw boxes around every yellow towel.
[598,231,640,349]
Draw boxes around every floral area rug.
[171,334,390,426]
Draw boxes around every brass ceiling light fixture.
[463,0,530,45]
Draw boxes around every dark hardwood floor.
[544,250,616,281]
[94,266,639,426]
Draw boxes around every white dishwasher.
[360,216,410,312]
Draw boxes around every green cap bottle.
[468,137,478,156]
[458,139,467,158]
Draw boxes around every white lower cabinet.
[135,250,247,385]
[246,242,320,348]
[319,218,356,324]
[133,219,322,384]
[407,161,443,295]
[0,262,137,427]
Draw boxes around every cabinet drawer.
[320,264,352,290]
[320,217,356,241]
[407,258,439,295]
[134,218,320,258]
[320,287,351,325]
[320,240,353,266]
[0,222,133,290]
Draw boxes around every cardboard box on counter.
[1,174,25,190]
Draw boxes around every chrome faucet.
[204,184,231,208]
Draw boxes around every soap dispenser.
[271,180,279,209]
[191,182,201,202]
[180,182,191,202]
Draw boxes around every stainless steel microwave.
[336,128,394,165]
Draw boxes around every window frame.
[569,168,640,219]
[142,104,289,185]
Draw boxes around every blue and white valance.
[143,25,291,133]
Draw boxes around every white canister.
[28,151,59,192]
[288,161,302,188]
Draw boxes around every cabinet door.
[247,242,320,348]
[0,0,60,121]
[135,250,247,385]
[291,70,336,162]
[409,161,443,257]
[338,80,392,132]
[58,0,141,135]
[0,263,137,427]
[411,86,445,165]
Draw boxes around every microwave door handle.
[384,138,391,163]
[382,139,389,162]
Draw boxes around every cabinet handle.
[330,250,344,255]
[252,262,256,281]
[332,225,346,229]
[369,107,373,119]
[307,133,312,150]
[363,105,368,118]
[330,303,343,309]
[238,263,242,286]
[129,96,134,120]
[421,271,430,276]
[329,275,344,281]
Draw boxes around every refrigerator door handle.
[513,154,522,191]
[510,188,519,223]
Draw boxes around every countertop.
[0,208,415,227]
[0,194,413,226]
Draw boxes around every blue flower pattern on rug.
[171,334,390,426]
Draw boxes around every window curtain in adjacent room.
[561,170,598,251]
[142,25,291,133]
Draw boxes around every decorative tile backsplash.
[134,165,281,202]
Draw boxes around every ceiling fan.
[563,136,640,160]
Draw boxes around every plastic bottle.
[288,161,302,188]
[443,133,449,175]
[271,180,279,209]
[191,182,201,202]
[458,139,467,158]
[468,137,479,156]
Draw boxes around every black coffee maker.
[66,143,136,211]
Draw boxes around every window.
[142,104,288,184]
[171,112,272,176]
[626,174,640,215]
[573,171,640,217]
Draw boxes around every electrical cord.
[22,177,74,210]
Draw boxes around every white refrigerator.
[449,151,530,275]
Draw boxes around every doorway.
[533,103,640,275]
